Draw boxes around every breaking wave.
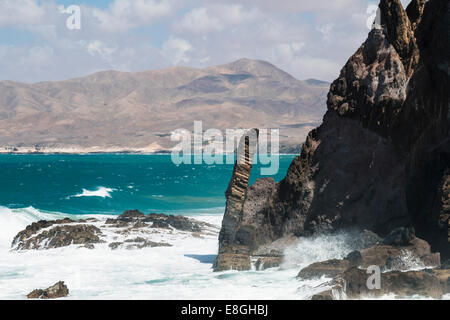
[0,207,448,300]
[0,206,66,247]
[71,187,115,198]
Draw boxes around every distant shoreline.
[0,151,299,156]
[0,145,301,156]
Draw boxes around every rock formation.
[302,228,448,299]
[12,218,103,250]
[27,281,69,299]
[12,210,218,251]
[298,229,440,280]
[317,267,449,300]
[214,0,449,271]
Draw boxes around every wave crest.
[71,187,115,199]
[0,206,68,247]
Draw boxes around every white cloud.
[92,0,172,32]
[177,7,222,33]
[210,0,363,13]
[276,42,305,61]
[162,37,193,65]
[0,0,45,26]
[177,4,260,34]
[87,41,117,59]
[316,23,334,41]
[0,0,418,83]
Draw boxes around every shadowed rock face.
[214,0,449,271]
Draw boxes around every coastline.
[0,144,168,155]
[0,149,300,156]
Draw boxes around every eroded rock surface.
[27,281,69,299]
[298,231,441,282]
[12,210,218,250]
[12,220,103,250]
[298,230,449,299]
[334,267,448,300]
[214,0,450,271]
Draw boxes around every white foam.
[0,208,448,300]
[71,187,115,198]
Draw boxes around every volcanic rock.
[12,221,103,250]
[338,267,448,299]
[298,234,441,280]
[27,281,69,299]
[297,259,351,280]
[13,210,217,250]
[214,0,450,271]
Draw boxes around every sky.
[0,0,412,83]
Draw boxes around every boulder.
[213,253,251,272]
[13,223,103,250]
[27,281,69,299]
[119,209,146,219]
[338,267,448,299]
[299,234,440,281]
[298,259,351,280]
[254,256,283,270]
[359,236,438,270]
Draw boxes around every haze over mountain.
[0,58,329,153]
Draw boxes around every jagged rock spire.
[214,129,259,271]
[379,0,419,76]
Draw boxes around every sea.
[0,154,443,299]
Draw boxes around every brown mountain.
[0,58,329,153]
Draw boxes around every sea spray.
[281,230,378,270]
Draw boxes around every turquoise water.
[0,154,296,216]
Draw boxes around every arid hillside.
[0,58,328,153]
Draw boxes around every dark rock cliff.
[214,0,449,271]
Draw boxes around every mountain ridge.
[0,58,329,153]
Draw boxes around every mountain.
[214,0,449,271]
[0,58,329,153]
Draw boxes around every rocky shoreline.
[300,227,448,299]
[12,210,219,251]
[15,211,450,299]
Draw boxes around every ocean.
[0,154,443,300]
[0,154,295,215]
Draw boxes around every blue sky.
[0,0,411,83]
